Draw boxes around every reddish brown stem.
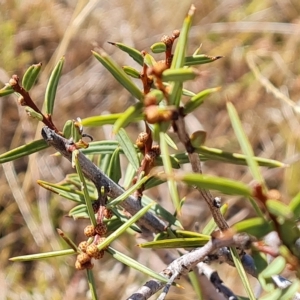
[141,63,152,94]
[10,75,59,132]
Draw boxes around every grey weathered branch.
[154,249,240,300]
[196,262,238,300]
[127,232,254,300]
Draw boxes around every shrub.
[1,4,300,300]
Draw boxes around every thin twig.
[9,75,59,131]
[173,113,229,230]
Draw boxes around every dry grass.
[1,0,300,299]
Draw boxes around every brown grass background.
[1,0,300,299]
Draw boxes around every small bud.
[144,106,160,124]
[94,249,104,260]
[145,151,156,163]
[78,241,88,253]
[84,225,95,237]
[9,77,18,86]
[144,106,176,124]
[151,145,161,156]
[160,109,173,122]
[86,243,99,258]
[165,85,171,94]
[161,35,171,46]
[144,93,157,107]
[267,189,281,200]
[103,208,113,219]
[75,259,84,270]
[136,132,149,149]
[18,96,26,106]
[172,29,180,38]
[75,259,94,270]
[144,90,164,107]
[77,252,91,265]
[95,223,107,236]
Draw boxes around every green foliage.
[22,62,42,92]
[44,57,65,115]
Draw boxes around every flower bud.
[77,252,91,265]
[78,241,88,253]
[95,223,107,236]
[84,225,95,237]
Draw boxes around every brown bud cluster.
[76,218,110,270]
[103,208,113,219]
[75,237,107,269]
